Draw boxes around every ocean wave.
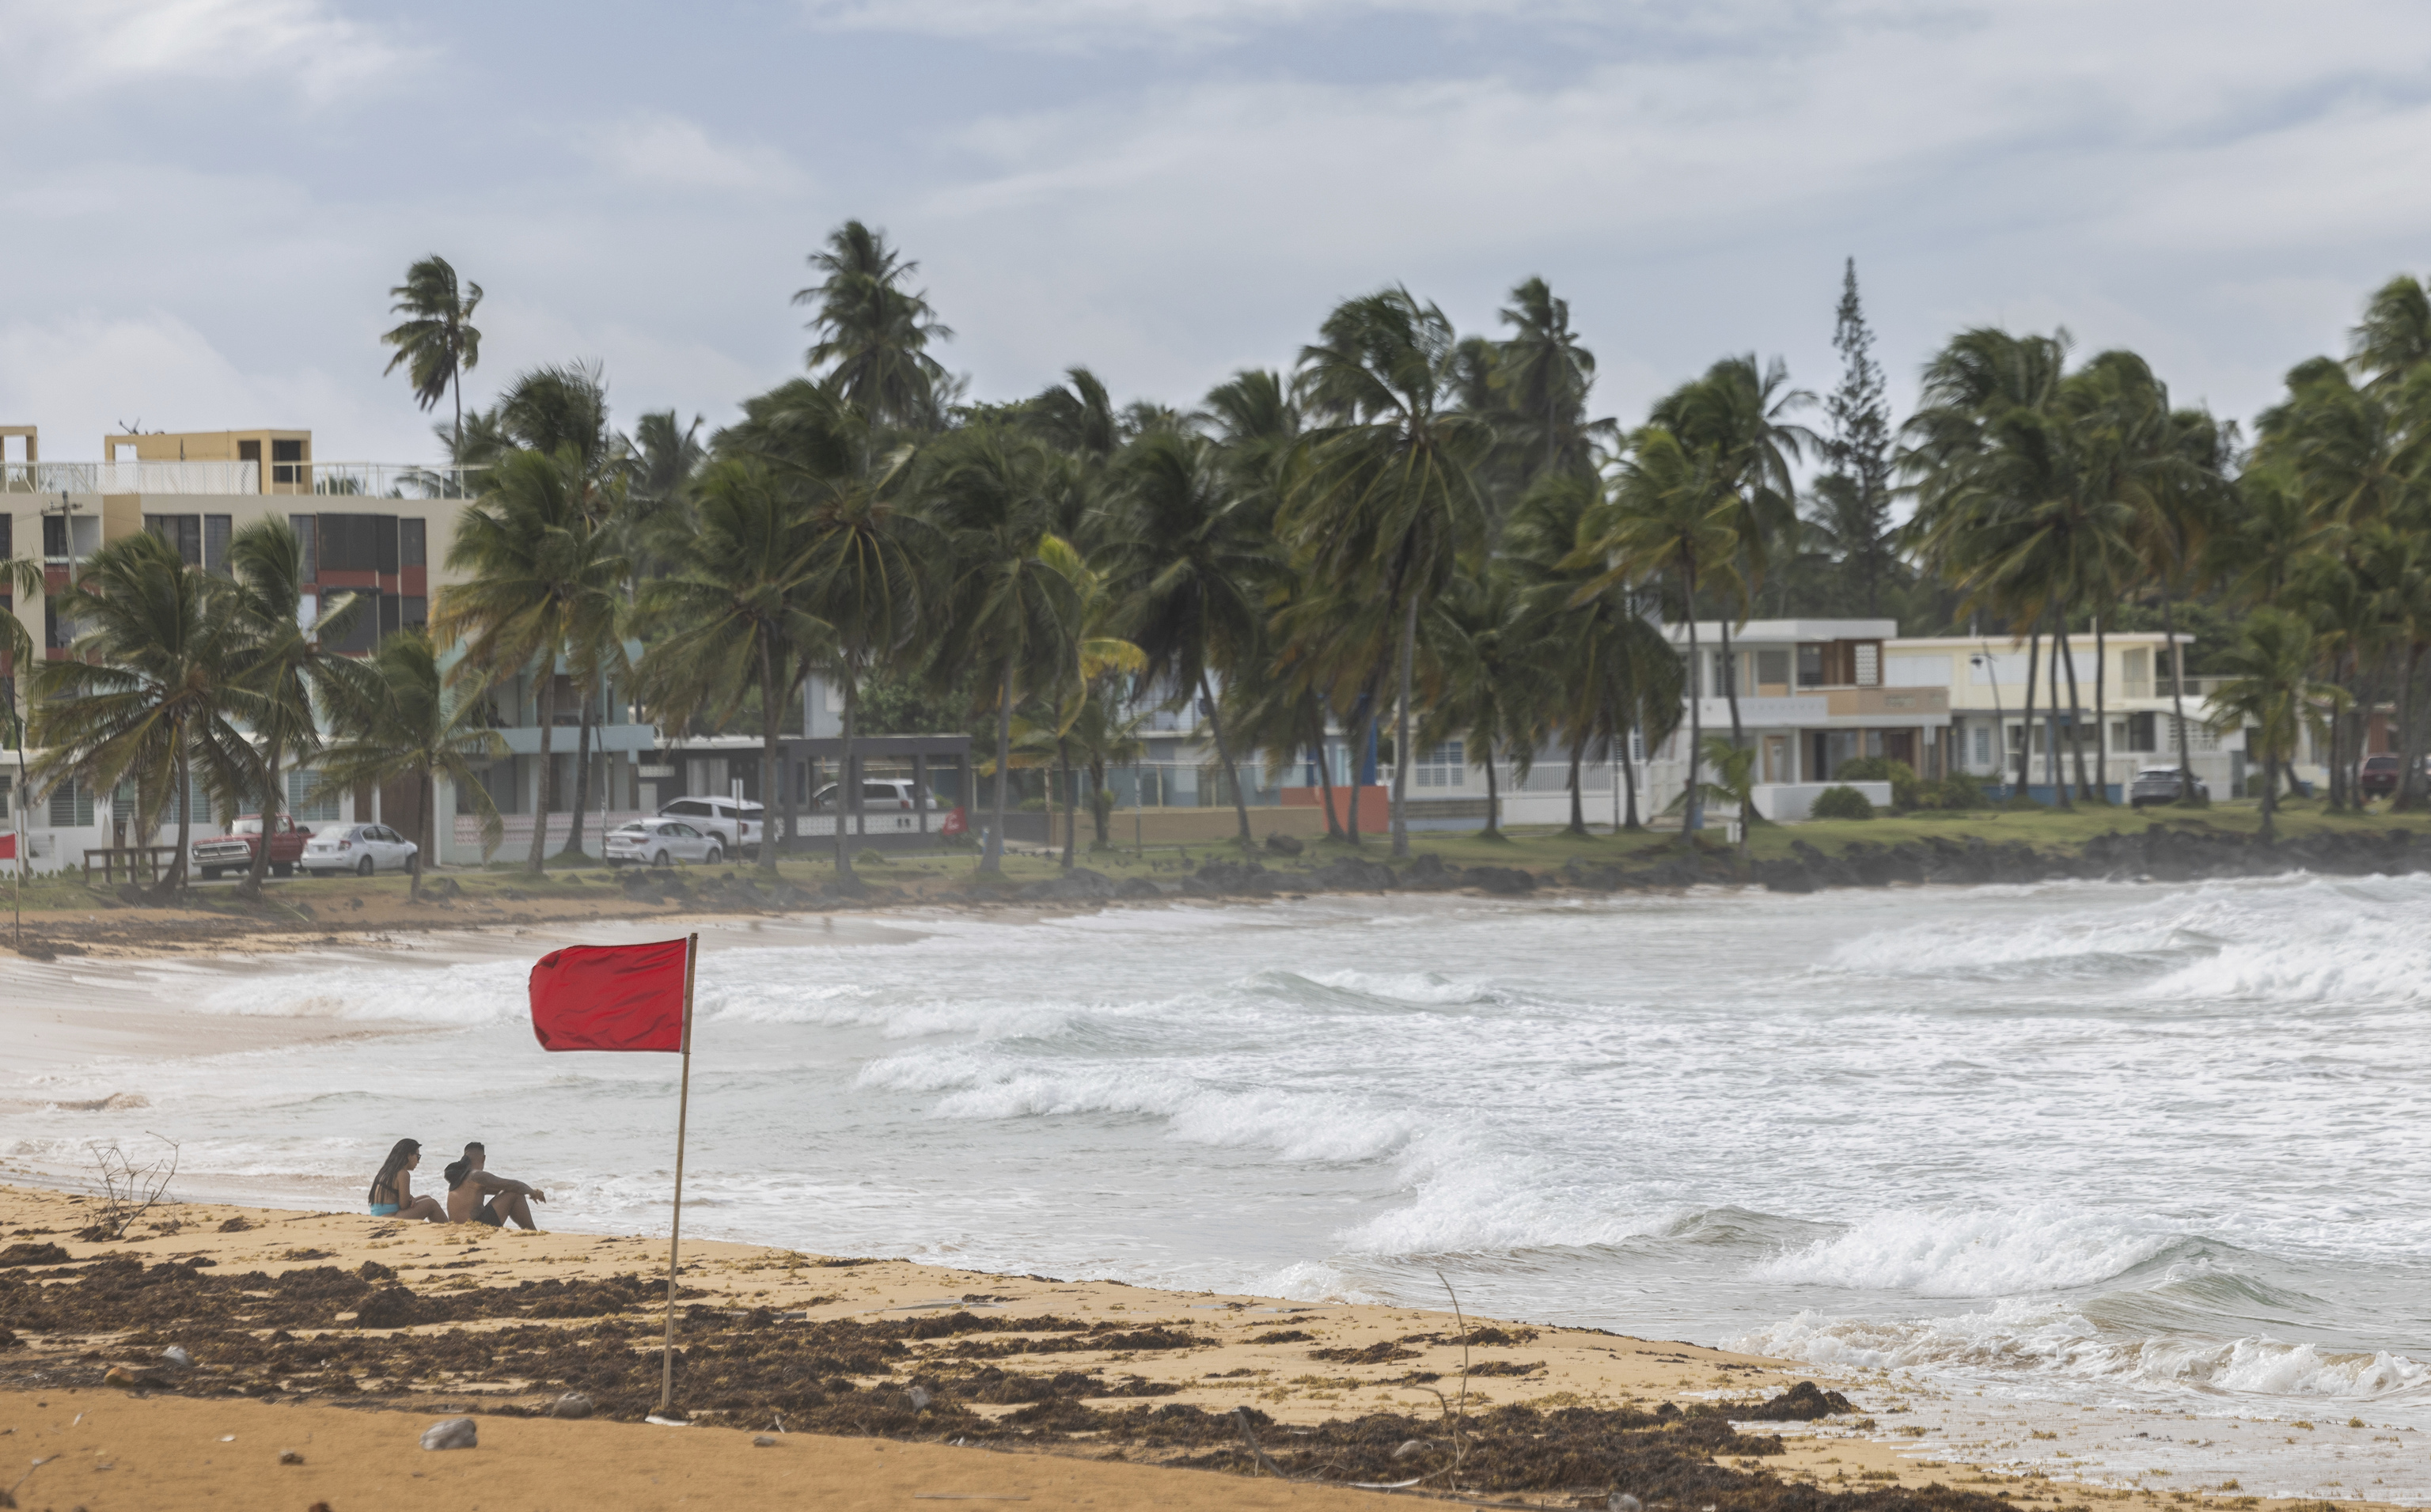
[1751,1204,2196,1295]
[192,960,529,1023]
[1735,1302,2431,1404]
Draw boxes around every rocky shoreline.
[1012,824,2431,905]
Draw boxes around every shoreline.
[3,1184,2422,1510]
[0,815,2424,966]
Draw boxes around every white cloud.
[0,0,414,103]
[799,0,1573,47]
[590,114,809,194]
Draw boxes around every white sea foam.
[1751,1205,2190,1295]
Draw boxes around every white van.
[656,796,764,858]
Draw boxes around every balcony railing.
[2,460,487,498]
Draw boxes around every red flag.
[0,832,15,861]
[529,938,691,1052]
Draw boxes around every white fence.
[4,460,260,494]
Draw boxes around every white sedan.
[605,818,723,869]
[301,823,420,877]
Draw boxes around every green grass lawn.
[4,794,2422,923]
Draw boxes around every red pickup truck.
[192,814,313,880]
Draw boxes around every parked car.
[2128,767,2210,808]
[656,796,763,857]
[810,779,944,813]
[2357,753,2403,798]
[192,813,312,881]
[605,817,723,869]
[301,823,419,877]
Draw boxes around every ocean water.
[6,874,2430,1454]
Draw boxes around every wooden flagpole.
[658,931,698,1416]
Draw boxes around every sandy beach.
[1,1181,2418,1512]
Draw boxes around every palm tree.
[226,518,368,898]
[2209,608,2346,843]
[435,448,629,873]
[634,459,827,877]
[1417,565,1545,840]
[315,630,509,899]
[1651,355,1815,752]
[1493,277,1606,482]
[1696,734,1761,862]
[794,221,956,430]
[29,532,253,897]
[920,425,1085,872]
[2349,273,2431,391]
[1572,426,1738,839]
[1290,288,1493,858]
[381,256,484,475]
[1102,429,1270,849]
[1031,536,1146,869]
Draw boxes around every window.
[145,513,203,565]
[0,774,9,819]
[41,515,67,559]
[2126,712,2156,753]
[271,438,305,485]
[666,799,709,817]
[1971,726,1992,767]
[203,514,231,575]
[400,517,427,568]
[400,596,427,631]
[1797,644,1824,688]
[0,515,11,557]
[290,514,318,580]
[1756,649,1790,688]
[288,770,340,822]
[1414,741,1466,789]
[2174,717,2218,753]
[47,777,94,828]
[1854,642,1880,688]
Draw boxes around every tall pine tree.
[1812,258,1898,615]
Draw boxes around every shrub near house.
[1810,785,1876,820]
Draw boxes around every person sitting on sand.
[441,1141,548,1230]
[367,1139,445,1222]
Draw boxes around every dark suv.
[2356,754,2403,799]
[2129,767,2209,808]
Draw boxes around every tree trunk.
[1199,670,1253,849]
[1310,706,1343,840]
[2162,590,2199,802]
[1682,580,1705,842]
[241,729,282,899]
[779,667,803,866]
[1089,754,1110,850]
[2058,622,2091,804]
[1564,735,1586,836]
[2260,751,2280,843]
[2019,624,2040,800]
[1391,593,1417,859]
[414,766,434,901]
[527,670,557,873]
[2092,616,2109,803]
[561,677,595,857]
[983,651,1014,873]
[757,639,783,876]
[2395,642,2428,811]
[157,740,193,898]
[834,665,856,878]
[1719,618,1744,746]
[1481,738,1500,839]
[1347,682,1379,846]
[1621,725,1642,831]
[1059,738,1075,870]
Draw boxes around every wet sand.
[4,1184,2417,1512]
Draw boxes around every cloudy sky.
[4,0,2429,464]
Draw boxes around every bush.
[1833,756,1920,809]
[1925,774,1994,810]
[856,849,889,867]
[1810,785,1876,821]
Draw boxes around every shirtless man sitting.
[441,1141,548,1230]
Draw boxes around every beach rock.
[1465,865,1535,896]
[1018,867,1117,904]
[161,1345,193,1370]
[1610,1495,1643,1512]
[354,1284,421,1329]
[1398,853,1454,890]
[420,1416,479,1451]
[1392,1438,1428,1460]
[548,1393,593,1419]
[1187,858,1268,896]
[753,1434,780,1446]
[104,1363,173,1390]
[1307,856,1397,892]
[280,1449,305,1465]
[908,1385,933,1410]
[1563,860,1627,892]
[1262,832,1304,857]
[1113,877,1163,900]
[1735,1380,1853,1419]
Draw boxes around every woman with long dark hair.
[367,1139,443,1221]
